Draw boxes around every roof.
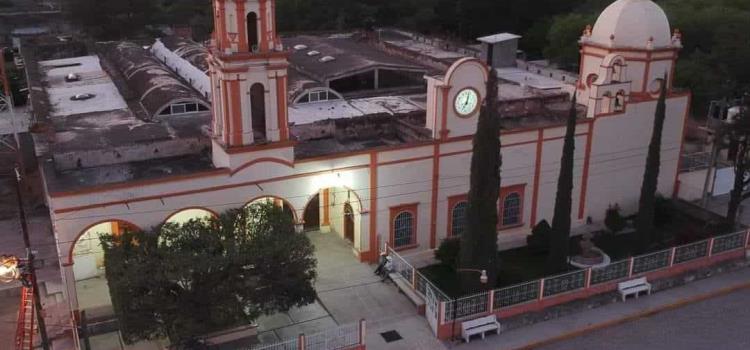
[159,36,209,72]
[102,41,209,119]
[38,55,128,117]
[496,67,568,90]
[477,33,522,44]
[591,0,672,49]
[289,95,425,125]
[283,34,428,83]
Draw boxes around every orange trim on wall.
[259,0,268,52]
[221,79,231,145]
[230,80,244,146]
[68,219,142,265]
[674,93,692,197]
[499,184,526,230]
[578,120,594,219]
[366,152,379,262]
[529,129,543,228]
[440,86,451,139]
[163,207,220,225]
[429,143,440,249]
[230,157,295,175]
[389,203,419,251]
[276,74,289,141]
[322,189,330,226]
[446,194,468,237]
[236,0,247,52]
[53,164,370,214]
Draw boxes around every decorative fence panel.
[674,240,709,264]
[249,338,298,350]
[493,281,540,309]
[632,249,672,274]
[249,322,363,350]
[590,260,631,285]
[304,322,361,350]
[388,250,414,284]
[542,270,586,297]
[444,292,490,322]
[712,232,746,255]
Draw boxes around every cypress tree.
[459,68,501,292]
[635,74,668,253]
[547,95,577,273]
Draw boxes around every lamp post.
[0,253,50,350]
[451,268,488,343]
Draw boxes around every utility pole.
[5,50,51,349]
[14,164,51,350]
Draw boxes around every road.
[538,288,750,350]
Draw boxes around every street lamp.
[451,268,489,343]
[0,255,21,284]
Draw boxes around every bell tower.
[208,0,290,149]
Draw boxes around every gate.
[425,283,439,335]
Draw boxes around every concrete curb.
[510,281,750,350]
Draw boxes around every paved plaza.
[538,288,750,350]
[255,230,443,349]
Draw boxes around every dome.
[590,0,672,49]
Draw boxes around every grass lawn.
[420,246,561,297]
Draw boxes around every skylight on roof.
[307,50,321,56]
[319,56,336,63]
[294,44,308,50]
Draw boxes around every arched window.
[393,211,415,248]
[450,201,468,237]
[250,83,266,142]
[247,12,259,52]
[502,193,522,227]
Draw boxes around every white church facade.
[35,0,689,319]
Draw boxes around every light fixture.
[480,270,488,284]
[0,255,21,284]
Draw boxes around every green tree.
[547,96,577,273]
[102,202,317,346]
[459,69,501,291]
[635,74,668,252]
[543,13,595,70]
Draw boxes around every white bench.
[461,315,501,343]
[388,273,426,309]
[617,277,652,301]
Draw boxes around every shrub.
[527,220,552,254]
[435,238,460,269]
[604,204,626,234]
[654,195,675,228]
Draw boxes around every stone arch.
[68,219,142,265]
[246,195,298,223]
[164,207,218,225]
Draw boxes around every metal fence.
[444,291,491,322]
[591,260,630,285]
[493,281,540,309]
[386,246,451,302]
[435,230,749,326]
[542,270,586,297]
[632,249,672,274]
[712,231,746,254]
[680,152,711,172]
[248,321,364,350]
[673,240,709,264]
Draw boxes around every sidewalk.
[453,264,750,350]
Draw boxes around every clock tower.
[208,0,290,151]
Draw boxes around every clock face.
[454,88,479,117]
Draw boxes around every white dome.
[590,0,672,49]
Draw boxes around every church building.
[23,0,688,325]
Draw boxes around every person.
[374,252,388,276]
[380,255,393,282]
